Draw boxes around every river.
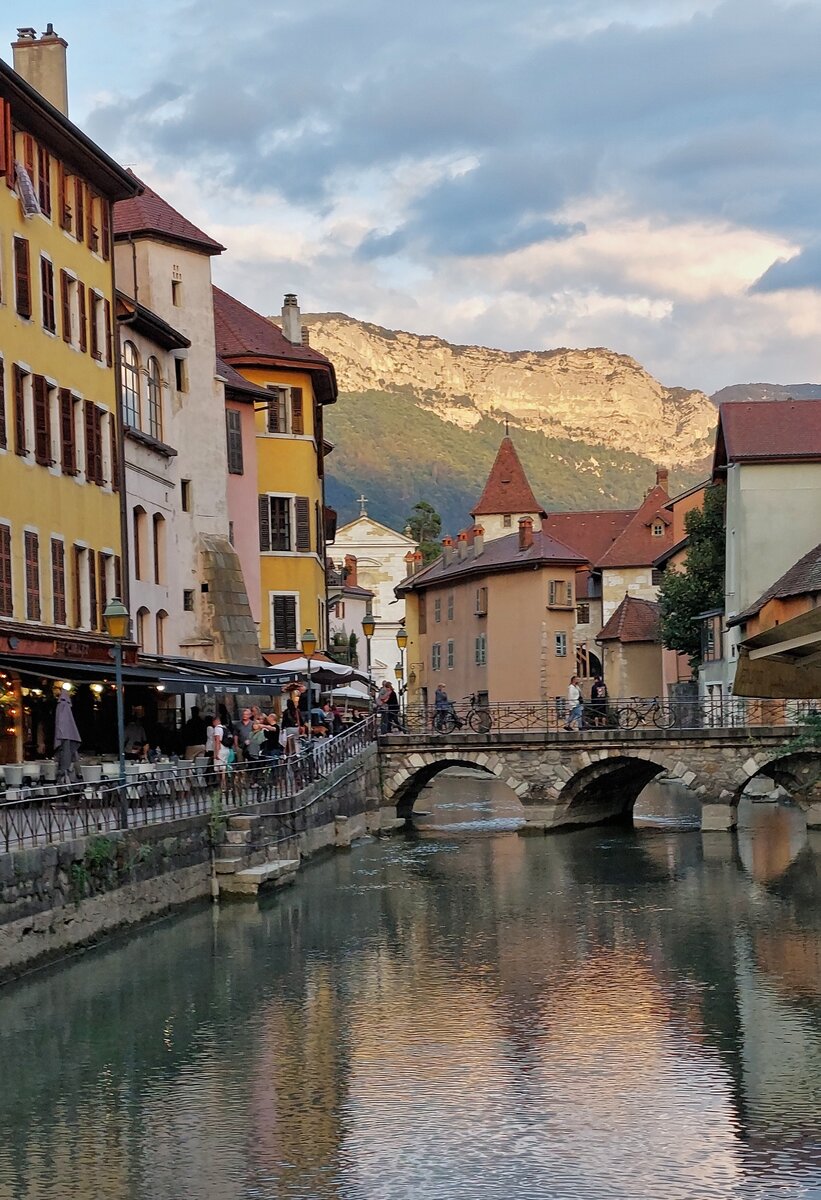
[1,772,820,1199]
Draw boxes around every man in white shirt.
[564,675,584,731]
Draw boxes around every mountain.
[710,383,821,405]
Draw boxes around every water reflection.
[0,775,820,1199]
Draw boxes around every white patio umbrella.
[273,657,370,686]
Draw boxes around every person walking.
[383,681,402,733]
[564,675,584,731]
[590,675,609,727]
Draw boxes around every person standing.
[564,675,584,731]
[235,708,255,761]
[181,706,208,760]
[590,675,609,727]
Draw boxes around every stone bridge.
[378,728,821,831]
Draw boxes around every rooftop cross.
[357,493,368,517]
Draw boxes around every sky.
[14,0,821,392]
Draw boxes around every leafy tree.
[658,484,726,674]
[406,500,442,564]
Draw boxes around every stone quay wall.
[0,745,381,984]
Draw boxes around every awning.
[270,656,370,686]
[734,606,821,699]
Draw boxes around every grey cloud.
[751,243,821,292]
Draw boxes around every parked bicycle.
[432,694,493,734]
[616,696,677,729]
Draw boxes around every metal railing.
[396,696,819,736]
[0,715,379,852]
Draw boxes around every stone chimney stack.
[656,466,669,491]
[413,551,423,573]
[518,517,534,552]
[344,554,357,587]
[442,536,454,567]
[457,531,469,560]
[473,525,484,557]
[13,24,69,116]
[301,326,311,346]
[281,293,302,344]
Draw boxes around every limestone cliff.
[301,313,717,466]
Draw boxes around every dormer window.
[503,514,512,528]
[652,521,664,537]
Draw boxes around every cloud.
[751,242,821,292]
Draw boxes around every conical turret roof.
[471,437,546,518]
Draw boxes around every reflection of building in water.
[736,802,808,884]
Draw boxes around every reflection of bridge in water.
[379,726,821,831]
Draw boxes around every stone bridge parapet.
[378,727,821,831]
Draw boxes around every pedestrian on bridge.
[564,675,584,731]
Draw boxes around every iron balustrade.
[0,715,379,852]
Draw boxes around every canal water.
[1,772,821,1200]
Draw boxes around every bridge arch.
[738,748,821,808]
[383,751,529,819]
[553,753,679,826]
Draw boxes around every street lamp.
[362,613,376,706]
[301,628,317,741]
[395,627,408,720]
[103,596,130,822]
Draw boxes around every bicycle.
[616,697,676,730]
[432,694,493,734]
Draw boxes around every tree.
[658,484,726,674]
[406,500,442,564]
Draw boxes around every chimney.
[404,551,415,577]
[281,293,302,345]
[301,326,311,346]
[13,24,69,116]
[442,536,454,567]
[656,466,669,491]
[413,551,424,572]
[473,525,484,557]
[457,531,469,560]
[344,554,357,587]
[518,517,534,552]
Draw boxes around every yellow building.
[213,288,337,659]
[0,30,138,761]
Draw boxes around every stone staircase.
[215,813,301,899]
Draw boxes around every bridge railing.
[398,696,819,736]
[0,715,379,852]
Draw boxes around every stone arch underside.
[383,753,529,819]
[742,750,821,807]
[554,755,672,827]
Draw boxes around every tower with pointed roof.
[471,436,547,543]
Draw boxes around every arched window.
[133,505,147,580]
[155,610,167,655]
[147,356,163,441]
[152,513,165,585]
[135,606,149,650]
[121,341,141,428]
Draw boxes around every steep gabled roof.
[216,355,270,402]
[543,509,635,565]
[727,540,821,627]
[596,485,672,569]
[471,437,546,518]
[597,595,660,643]
[713,400,821,475]
[114,173,226,254]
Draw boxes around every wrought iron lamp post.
[395,627,408,721]
[301,628,317,742]
[362,614,376,709]
[103,596,130,825]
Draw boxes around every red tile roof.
[216,355,270,401]
[542,509,635,565]
[595,485,673,569]
[114,172,226,254]
[213,285,333,371]
[397,527,585,592]
[597,595,660,643]
[728,540,821,627]
[715,400,821,471]
[471,437,546,518]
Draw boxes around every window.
[133,506,147,580]
[84,401,103,483]
[156,611,167,655]
[58,389,76,475]
[13,366,28,456]
[180,479,191,512]
[295,497,311,552]
[59,270,72,344]
[24,531,40,621]
[701,614,724,663]
[74,178,85,242]
[57,164,71,231]
[226,409,243,474]
[135,607,148,651]
[89,291,102,361]
[503,514,512,528]
[555,632,567,657]
[548,579,573,608]
[97,551,109,618]
[14,236,31,319]
[174,356,188,393]
[183,589,194,612]
[0,525,12,617]
[153,513,165,585]
[88,552,98,630]
[147,356,162,439]
[434,597,441,623]
[271,594,298,651]
[258,495,306,552]
[171,279,182,306]
[576,602,590,625]
[651,568,664,586]
[475,586,488,616]
[0,357,6,450]
[32,375,52,466]
[475,633,487,666]
[121,341,140,427]
[447,639,455,669]
[266,386,289,433]
[100,200,111,261]
[334,601,345,619]
[77,281,87,352]
[447,591,454,621]
[431,643,441,671]
[36,145,51,217]
[40,256,55,332]
[72,545,84,628]
[652,521,665,537]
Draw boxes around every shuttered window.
[114,554,122,600]
[33,374,52,466]
[40,256,56,332]
[13,365,27,456]
[314,399,324,478]
[88,552,98,631]
[271,595,298,651]
[60,269,72,343]
[24,530,40,621]
[58,164,71,230]
[60,388,76,475]
[89,292,101,361]
[226,409,243,474]
[100,199,111,260]
[548,579,574,608]
[36,145,51,217]
[72,545,83,627]
[74,177,84,242]
[14,236,31,318]
[0,357,6,450]
[266,386,288,432]
[0,525,12,617]
[103,299,112,366]
[295,496,311,552]
[0,99,13,189]
[84,401,102,483]
[314,500,324,557]
[51,539,66,625]
[109,414,119,491]
[290,386,304,434]
[78,281,87,352]
[259,496,292,551]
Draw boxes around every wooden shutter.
[0,359,6,450]
[24,531,41,621]
[103,299,112,366]
[566,581,573,607]
[113,554,122,600]
[314,399,324,477]
[36,145,51,216]
[14,236,31,318]
[100,199,111,260]
[60,270,72,342]
[226,409,243,474]
[290,387,304,434]
[258,495,271,552]
[314,500,324,557]
[13,365,26,456]
[88,552,98,630]
[97,551,108,616]
[93,409,103,483]
[86,188,95,249]
[89,293,101,360]
[58,164,71,230]
[0,99,14,187]
[273,595,297,650]
[295,497,311,552]
[23,134,34,176]
[78,282,87,352]
[51,539,66,625]
[84,401,97,482]
[74,178,84,242]
[33,374,52,465]
[72,545,82,627]
[40,256,55,332]
[110,414,119,491]
[0,526,12,616]
[59,389,76,474]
